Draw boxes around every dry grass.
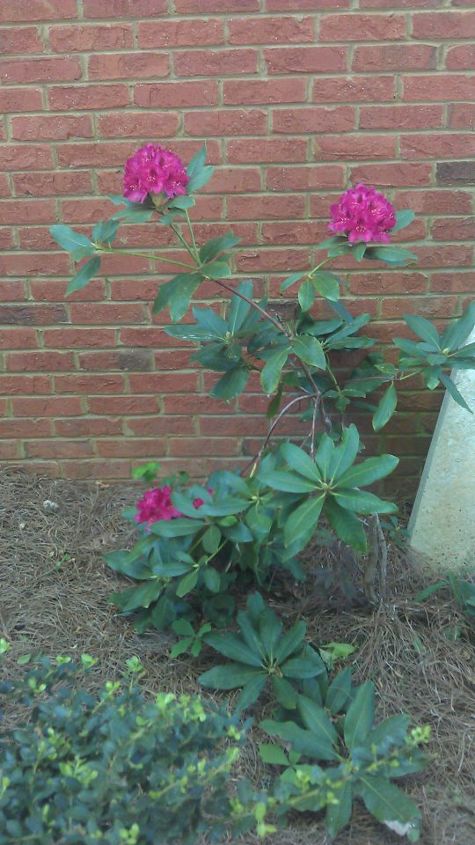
[1,467,474,845]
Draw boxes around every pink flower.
[192,497,205,509]
[328,184,396,244]
[135,485,182,525]
[123,144,188,204]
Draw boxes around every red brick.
[381,295,458,319]
[400,134,475,160]
[224,78,306,105]
[175,49,257,77]
[266,0,350,7]
[446,44,475,71]
[313,76,395,103]
[359,0,441,6]
[353,44,436,72]
[11,115,93,141]
[320,13,406,41]
[266,164,346,191]
[163,395,235,415]
[394,189,473,214]
[153,350,194,370]
[43,329,116,348]
[0,88,43,112]
[430,272,475,293]
[17,228,60,251]
[349,272,427,296]
[54,374,126,394]
[0,57,81,85]
[129,373,199,394]
[273,106,355,134]
[0,375,51,395]
[184,109,266,138]
[431,217,475,242]
[12,397,83,416]
[0,304,66,325]
[262,221,325,245]
[0,441,20,460]
[126,416,195,436]
[7,352,74,372]
[96,439,167,458]
[59,460,134,480]
[412,11,475,38]
[83,0,167,17]
[0,199,54,225]
[120,327,175,348]
[404,75,475,102]
[0,1,77,22]
[175,0,258,10]
[0,417,52,437]
[54,417,123,437]
[350,163,433,187]
[228,16,313,44]
[138,18,224,48]
[0,281,25,302]
[78,349,153,371]
[88,52,169,81]
[31,279,105,302]
[415,245,473,268]
[0,230,14,250]
[0,145,52,171]
[14,172,93,197]
[227,138,307,164]
[359,105,443,131]
[69,303,146,324]
[99,111,179,139]
[227,194,306,220]
[0,253,69,277]
[199,167,261,194]
[265,46,347,74]
[25,439,94,459]
[87,396,158,415]
[236,247,309,274]
[49,24,133,52]
[48,84,129,111]
[0,27,43,53]
[135,81,218,108]
[0,329,38,350]
[449,103,475,129]
[314,135,397,161]
[60,198,118,223]
[169,437,240,457]
[0,175,9,197]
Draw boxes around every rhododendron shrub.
[51,144,475,633]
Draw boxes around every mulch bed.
[1,467,474,845]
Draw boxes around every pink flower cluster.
[134,486,209,525]
[123,144,188,204]
[328,184,396,244]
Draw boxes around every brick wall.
[0,0,474,489]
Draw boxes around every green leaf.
[404,315,440,348]
[259,743,289,766]
[281,646,326,679]
[333,489,397,515]
[318,235,347,250]
[324,498,368,553]
[92,219,119,244]
[176,569,199,597]
[237,610,265,657]
[312,271,341,301]
[440,301,475,352]
[326,782,353,838]
[368,714,410,752]
[202,260,232,280]
[272,676,298,709]
[110,580,163,613]
[199,663,261,690]
[372,382,398,431]
[170,638,193,658]
[66,257,101,295]
[297,695,338,747]
[203,567,221,593]
[261,347,289,394]
[392,209,415,232]
[274,620,307,663]
[172,618,195,637]
[260,719,339,761]
[186,145,214,192]
[236,673,267,711]
[337,454,399,489]
[284,495,326,549]
[366,246,417,266]
[358,777,421,841]
[280,271,307,292]
[199,232,240,264]
[153,273,201,319]
[352,242,367,262]
[292,335,326,370]
[325,667,353,714]
[211,367,249,400]
[167,195,195,210]
[440,372,472,412]
[228,280,253,333]
[298,279,315,312]
[326,425,361,482]
[150,518,204,537]
[344,681,375,748]
[280,443,322,482]
[50,224,95,259]
[202,525,221,554]
[260,469,317,494]
[204,632,263,667]
[259,609,283,658]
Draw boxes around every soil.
[1,467,474,845]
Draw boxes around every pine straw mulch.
[0,467,474,845]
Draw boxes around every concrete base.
[408,328,475,574]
